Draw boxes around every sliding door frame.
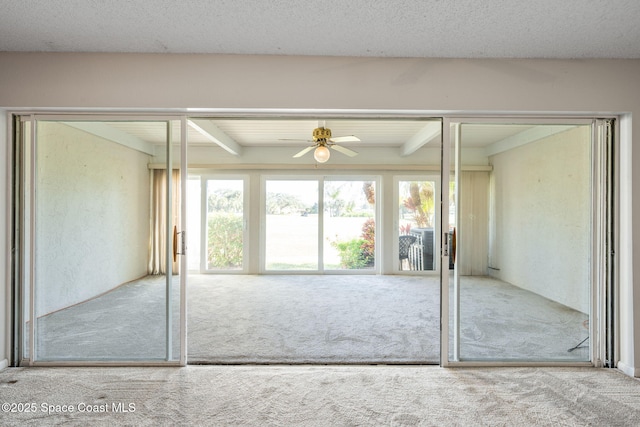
[7,109,618,368]
[12,113,188,367]
[440,116,618,367]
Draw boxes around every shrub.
[207,213,243,269]
[360,218,375,265]
[332,238,370,269]
[331,218,375,269]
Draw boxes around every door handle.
[451,228,457,264]
[173,225,178,263]
[173,225,186,263]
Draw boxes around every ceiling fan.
[292,126,359,163]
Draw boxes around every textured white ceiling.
[1,0,639,58]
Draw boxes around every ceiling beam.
[400,122,441,156]
[63,122,156,156]
[485,125,576,157]
[188,119,243,156]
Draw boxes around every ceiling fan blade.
[293,145,315,158]
[331,144,358,157]
[329,135,360,143]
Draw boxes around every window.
[397,178,438,271]
[188,176,248,273]
[324,180,376,270]
[265,179,319,270]
[206,179,246,271]
[264,177,378,272]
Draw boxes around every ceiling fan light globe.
[314,146,331,163]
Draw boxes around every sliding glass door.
[19,116,187,364]
[324,179,376,271]
[443,119,609,364]
[205,178,247,272]
[264,177,378,273]
[397,178,438,272]
[12,113,612,367]
[265,179,319,270]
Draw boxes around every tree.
[403,182,435,227]
[325,183,343,217]
[266,192,307,215]
[208,189,242,214]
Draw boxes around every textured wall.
[35,122,151,315]
[488,126,591,312]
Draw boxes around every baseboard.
[616,361,640,378]
[0,359,8,371]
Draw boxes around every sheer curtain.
[457,171,489,275]
[149,169,181,275]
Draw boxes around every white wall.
[488,127,591,313]
[35,122,151,315]
[0,54,638,374]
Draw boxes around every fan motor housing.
[312,127,332,141]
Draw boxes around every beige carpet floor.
[32,274,588,364]
[1,366,639,426]
[188,274,439,363]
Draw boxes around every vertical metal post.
[609,119,619,369]
[440,119,451,366]
[318,178,324,272]
[165,121,173,361]
[180,116,188,366]
[605,119,614,367]
[453,122,462,362]
[593,120,604,366]
[10,115,20,366]
[29,116,36,365]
